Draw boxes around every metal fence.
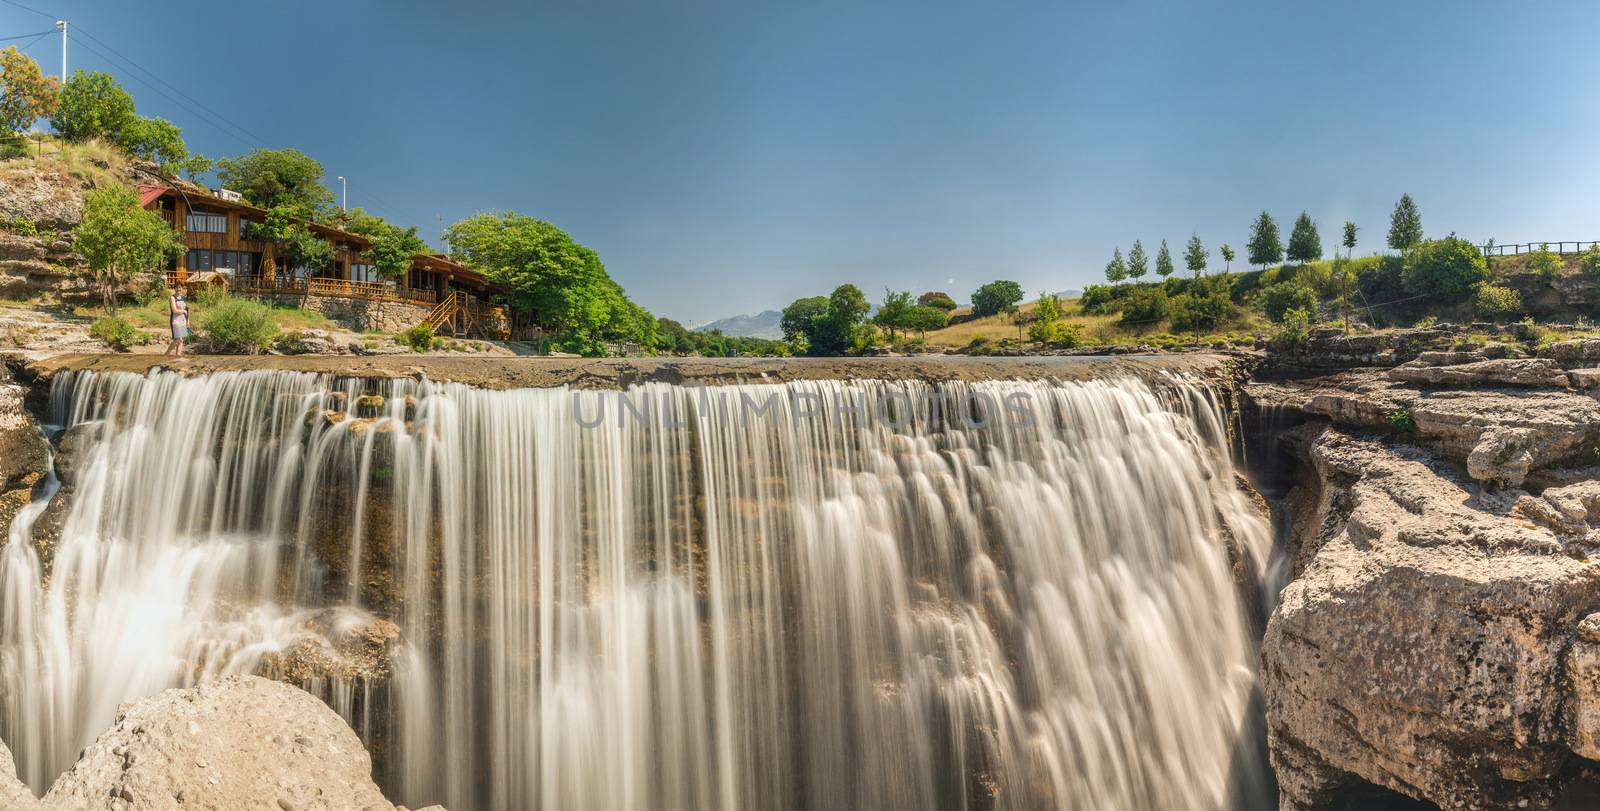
[1480,241,1599,257]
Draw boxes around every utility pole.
[337,176,347,211]
[55,20,67,81]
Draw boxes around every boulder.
[40,676,396,811]
[1538,338,1600,366]
[1465,426,1537,488]
[1263,429,1600,810]
[0,736,39,811]
[1389,358,1571,388]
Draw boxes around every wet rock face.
[39,676,398,811]
[0,736,39,810]
[1262,430,1600,811]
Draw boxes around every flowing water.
[0,368,1275,810]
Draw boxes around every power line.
[68,35,263,150]
[0,0,53,20]
[0,28,54,41]
[13,30,49,54]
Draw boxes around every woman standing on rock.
[166,283,190,357]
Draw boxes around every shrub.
[199,298,279,354]
[1529,243,1563,282]
[1259,281,1320,323]
[1169,280,1240,333]
[89,315,142,351]
[1584,244,1600,279]
[2,216,38,238]
[1472,283,1524,321]
[1078,284,1120,314]
[1385,409,1417,433]
[1118,285,1169,327]
[1401,237,1489,303]
[1274,307,1313,347]
[397,323,435,353]
[1030,320,1084,348]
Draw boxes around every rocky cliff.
[1253,340,1600,810]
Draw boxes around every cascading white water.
[0,368,1274,810]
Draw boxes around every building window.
[186,210,228,233]
[351,263,382,283]
[239,218,259,239]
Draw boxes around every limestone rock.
[1262,429,1600,810]
[0,735,39,811]
[0,372,48,491]
[1389,357,1571,388]
[1539,338,1600,366]
[40,676,395,811]
[1466,426,1537,487]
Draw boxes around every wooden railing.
[207,274,438,304]
[157,209,176,228]
[1481,241,1599,257]
[423,291,459,333]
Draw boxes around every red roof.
[137,185,169,208]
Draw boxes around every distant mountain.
[692,310,784,339]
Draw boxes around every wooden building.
[139,185,508,336]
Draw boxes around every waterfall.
[0,368,1274,810]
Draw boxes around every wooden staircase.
[422,291,459,334]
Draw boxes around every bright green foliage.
[1287,212,1322,264]
[1584,244,1600,278]
[216,149,335,214]
[1079,283,1118,313]
[74,186,181,314]
[346,210,429,279]
[1342,221,1358,255]
[1127,240,1148,280]
[1275,307,1313,347]
[199,297,280,354]
[1385,409,1417,433]
[252,206,334,273]
[906,305,950,336]
[398,323,436,353]
[1472,283,1524,321]
[1183,234,1207,277]
[0,46,58,137]
[1169,276,1238,333]
[1155,240,1174,278]
[1105,248,1128,283]
[1247,212,1282,269]
[1401,236,1489,303]
[970,279,1025,317]
[1026,291,1063,343]
[1030,320,1083,348]
[1387,194,1422,254]
[1119,285,1169,326]
[89,315,141,351]
[655,318,788,356]
[1220,243,1236,272]
[873,289,917,339]
[780,285,870,355]
[444,211,653,349]
[917,291,958,311]
[1259,281,1319,323]
[1528,243,1563,282]
[117,116,187,167]
[50,71,135,142]
[177,154,212,182]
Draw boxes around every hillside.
[693,309,783,339]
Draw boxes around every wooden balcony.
[167,272,439,305]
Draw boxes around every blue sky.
[3,0,1597,324]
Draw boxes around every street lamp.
[336,176,347,211]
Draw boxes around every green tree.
[1342,221,1358,258]
[971,279,1024,317]
[780,296,829,344]
[917,291,958,311]
[0,46,58,137]
[1183,234,1207,277]
[1528,243,1563,282]
[346,210,428,280]
[215,148,335,214]
[251,206,334,274]
[906,305,949,337]
[73,186,181,314]
[1155,239,1174,278]
[49,70,134,143]
[873,289,917,340]
[1472,283,1523,321]
[1220,243,1235,272]
[1287,211,1322,264]
[814,284,870,355]
[444,211,649,350]
[1401,236,1489,302]
[117,116,187,168]
[1259,281,1319,323]
[1127,240,1148,280]
[1105,248,1127,283]
[1247,211,1282,269]
[1387,193,1422,255]
[1026,290,1063,343]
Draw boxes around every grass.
[921,296,1267,348]
[72,294,336,338]
[0,135,131,195]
